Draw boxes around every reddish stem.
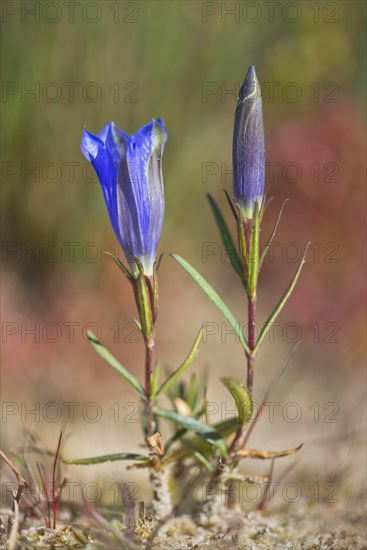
[228,219,257,456]
[247,296,256,393]
[244,218,256,394]
[36,461,50,528]
[52,431,63,529]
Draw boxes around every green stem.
[145,338,155,437]
[133,269,156,438]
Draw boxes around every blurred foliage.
[1,0,366,391]
[2,1,365,257]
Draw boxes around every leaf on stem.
[165,416,240,460]
[134,257,153,339]
[192,450,215,471]
[224,189,239,222]
[104,251,133,282]
[173,397,193,416]
[64,453,149,465]
[150,360,160,399]
[171,254,250,354]
[153,407,227,454]
[222,377,253,424]
[87,330,145,396]
[132,317,142,332]
[207,194,243,279]
[235,443,303,460]
[215,416,241,437]
[253,243,310,355]
[156,328,203,397]
[247,202,261,297]
[238,213,248,282]
[259,199,289,269]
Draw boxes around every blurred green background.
[1,0,366,504]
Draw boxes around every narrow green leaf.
[153,407,227,454]
[222,377,253,424]
[163,400,207,452]
[238,215,248,282]
[132,317,142,332]
[224,189,238,222]
[87,330,145,396]
[207,194,243,279]
[64,453,148,465]
[153,271,159,322]
[181,432,212,460]
[253,243,310,356]
[104,251,133,282]
[259,200,288,268]
[134,266,152,339]
[155,253,164,272]
[192,450,214,471]
[247,203,261,298]
[187,373,199,411]
[156,328,203,397]
[203,386,208,424]
[215,416,240,437]
[150,360,160,399]
[171,254,250,354]
[166,417,240,461]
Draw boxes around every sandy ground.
[2,500,366,550]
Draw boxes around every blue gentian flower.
[233,66,265,219]
[81,119,168,276]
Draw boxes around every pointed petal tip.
[81,128,100,160]
[156,116,165,127]
[239,65,261,103]
[153,116,168,134]
[247,65,256,76]
[152,117,169,143]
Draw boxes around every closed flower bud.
[233,66,265,219]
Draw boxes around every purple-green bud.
[233,66,265,219]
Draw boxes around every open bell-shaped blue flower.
[81,118,168,276]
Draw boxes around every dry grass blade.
[236,443,303,460]
[0,450,27,502]
[7,499,19,550]
[127,462,151,470]
[83,497,140,550]
[237,342,300,451]
[0,450,27,550]
[224,474,269,483]
[36,461,51,527]
[52,431,64,529]
[259,199,289,269]
[25,459,49,524]
[257,458,275,511]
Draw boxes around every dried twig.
[0,450,27,550]
[0,450,26,503]
[7,499,19,550]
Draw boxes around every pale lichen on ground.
[2,501,366,550]
[154,503,367,550]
